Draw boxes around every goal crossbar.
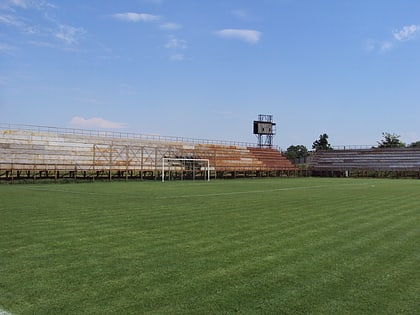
[162,158,210,182]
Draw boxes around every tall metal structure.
[253,114,276,148]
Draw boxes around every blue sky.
[1,0,420,149]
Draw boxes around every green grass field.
[0,178,419,314]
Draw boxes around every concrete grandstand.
[308,147,420,178]
[0,124,296,182]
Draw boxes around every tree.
[377,132,405,148]
[409,141,420,148]
[284,145,309,160]
[312,133,332,150]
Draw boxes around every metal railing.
[331,145,375,150]
[0,123,262,148]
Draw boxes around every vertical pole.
[214,151,217,179]
[140,146,144,180]
[109,144,113,182]
[181,160,184,180]
[154,148,158,180]
[207,159,210,181]
[125,145,129,181]
[92,144,96,182]
[162,158,165,182]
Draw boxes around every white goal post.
[162,158,211,182]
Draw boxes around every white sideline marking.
[22,182,375,200]
[158,186,306,199]
[156,183,374,199]
[0,308,13,315]
[23,186,115,197]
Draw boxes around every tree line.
[284,132,420,160]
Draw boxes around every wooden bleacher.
[0,127,296,181]
[191,145,296,176]
[248,147,296,171]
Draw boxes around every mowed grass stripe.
[0,178,419,314]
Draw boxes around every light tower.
[253,114,276,148]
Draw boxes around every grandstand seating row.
[308,148,420,172]
[0,129,296,179]
[3,128,419,180]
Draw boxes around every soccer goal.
[161,158,212,182]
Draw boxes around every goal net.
[162,158,212,182]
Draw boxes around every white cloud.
[70,117,127,129]
[0,14,22,27]
[215,29,261,44]
[7,0,31,9]
[159,22,181,30]
[393,25,420,41]
[165,36,187,61]
[0,13,41,34]
[1,5,84,48]
[380,41,393,52]
[165,37,187,49]
[367,39,393,53]
[113,12,160,23]
[1,0,56,10]
[13,0,29,7]
[367,24,420,53]
[27,40,54,48]
[55,24,85,45]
